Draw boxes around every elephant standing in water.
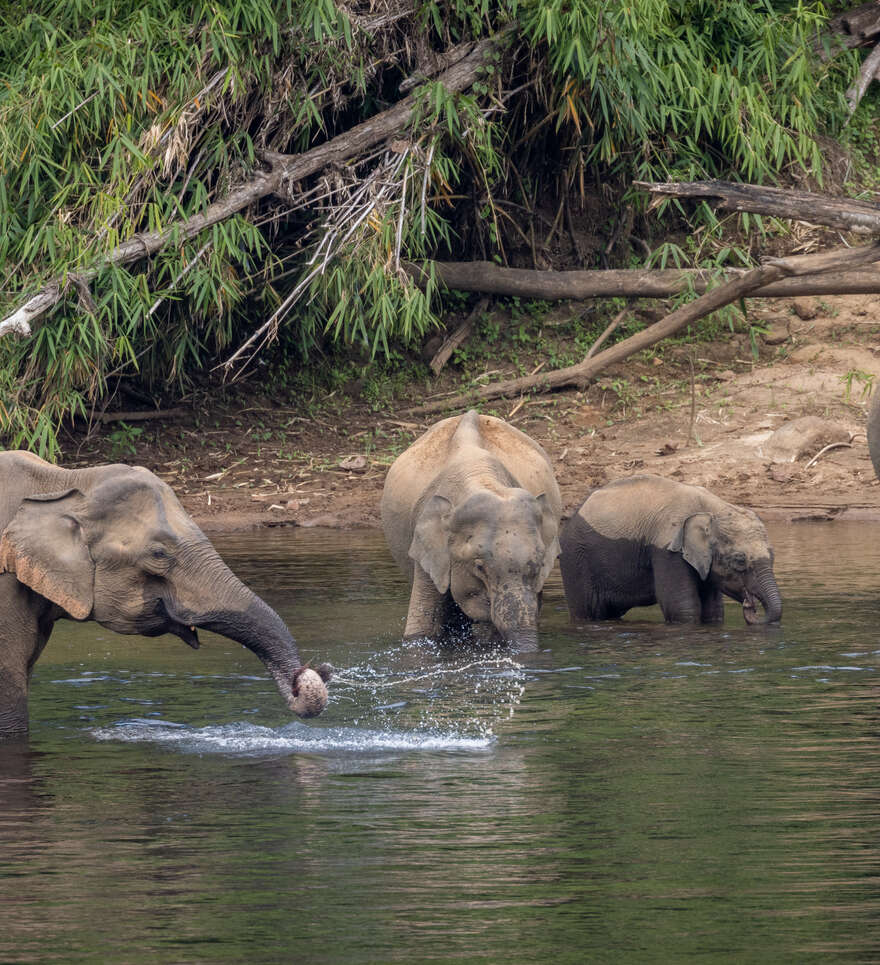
[381,410,562,648]
[559,474,782,625]
[0,451,331,736]
[868,390,880,480]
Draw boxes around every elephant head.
[668,508,781,625]
[410,487,559,647]
[0,467,330,717]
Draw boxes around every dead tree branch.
[0,29,510,341]
[634,180,880,235]
[405,261,880,300]
[847,41,880,113]
[408,240,880,416]
[430,297,489,374]
[814,1,880,59]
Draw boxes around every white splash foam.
[91,719,494,756]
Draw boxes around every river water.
[2,523,879,963]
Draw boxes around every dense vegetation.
[0,0,870,455]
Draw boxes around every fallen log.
[405,261,880,300]
[633,180,880,235]
[408,240,880,416]
[0,29,510,341]
[92,408,189,423]
[814,1,880,58]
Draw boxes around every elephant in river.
[381,410,562,648]
[0,451,331,736]
[559,474,782,625]
[868,390,880,481]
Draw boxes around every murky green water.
[2,522,880,963]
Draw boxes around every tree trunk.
[405,261,880,301]
[633,180,880,235]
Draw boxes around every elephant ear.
[667,513,714,581]
[409,494,453,593]
[0,489,94,620]
[537,492,560,586]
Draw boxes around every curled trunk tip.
[290,666,330,718]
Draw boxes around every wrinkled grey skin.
[868,391,880,482]
[381,411,562,648]
[559,474,782,625]
[0,451,331,736]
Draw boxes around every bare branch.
[405,261,880,300]
[409,240,880,416]
[0,29,511,341]
[633,180,880,235]
[847,41,880,113]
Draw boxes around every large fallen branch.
[405,261,880,300]
[847,41,880,113]
[814,1,880,58]
[633,180,880,235]
[0,29,509,341]
[409,240,880,416]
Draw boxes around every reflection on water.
[2,522,880,962]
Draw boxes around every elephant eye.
[731,552,747,571]
[143,546,173,574]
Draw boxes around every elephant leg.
[652,550,702,624]
[403,563,448,640]
[699,584,725,624]
[0,582,50,737]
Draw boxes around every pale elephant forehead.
[86,472,193,530]
[454,488,539,525]
[715,511,771,556]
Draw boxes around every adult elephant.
[381,410,561,648]
[559,474,781,625]
[868,389,880,480]
[0,451,331,736]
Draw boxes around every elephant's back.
[578,474,700,542]
[383,415,557,505]
[0,451,63,527]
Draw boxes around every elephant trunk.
[743,560,782,626]
[490,587,539,650]
[170,550,330,717]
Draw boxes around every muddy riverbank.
[63,291,880,533]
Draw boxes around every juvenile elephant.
[0,451,331,736]
[381,410,562,648]
[559,474,781,625]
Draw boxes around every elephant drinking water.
[559,474,782,625]
[381,410,562,648]
[0,451,331,736]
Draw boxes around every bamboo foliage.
[0,0,867,454]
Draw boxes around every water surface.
[2,523,880,963]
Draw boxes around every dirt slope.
[65,291,880,532]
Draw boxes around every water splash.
[91,719,494,756]
[331,641,528,737]
[87,642,528,755]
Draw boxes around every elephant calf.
[0,451,331,736]
[559,474,781,625]
[381,410,562,648]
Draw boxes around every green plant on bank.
[840,369,875,403]
[106,420,144,458]
[0,0,863,456]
